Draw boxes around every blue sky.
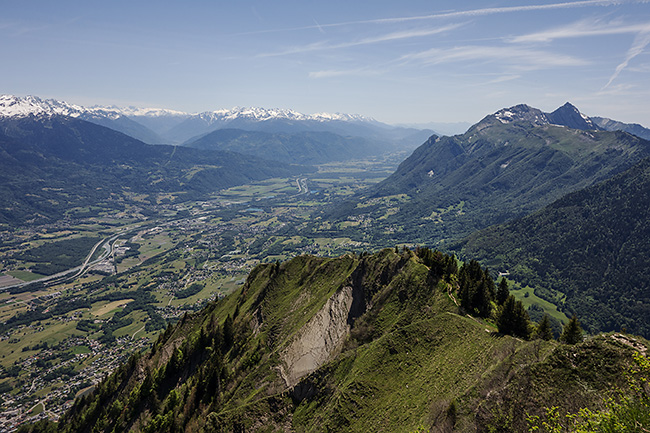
[2,0,650,126]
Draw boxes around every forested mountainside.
[0,115,311,226]
[457,157,650,339]
[20,248,650,433]
[185,129,391,165]
[321,104,650,246]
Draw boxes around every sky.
[2,0,650,126]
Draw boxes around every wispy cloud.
[400,45,588,69]
[511,19,650,42]
[348,0,630,24]
[596,82,638,95]
[258,24,465,57]
[628,62,650,72]
[484,74,522,84]
[604,30,650,88]
[309,68,382,79]
[510,18,650,88]
[235,0,635,36]
[313,18,325,34]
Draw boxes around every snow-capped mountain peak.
[195,106,376,124]
[493,104,548,126]
[1,95,376,126]
[93,105,191,118]
[0,95,131,120]
[0,94,85,118]
[488,102,601,131]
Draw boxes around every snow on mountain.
[0,95,389,145]
[490,102,602,131]
[0,94,100,118]
[0,95,374,125]
[493,104,548,126]
[93,105,190,118]
[0,95,173,144]
[194,106,375,125]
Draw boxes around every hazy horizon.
[3,0,650,126]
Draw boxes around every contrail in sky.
[234,0,642,36]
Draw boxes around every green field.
[510,282,568,325]
[7,270,44,282]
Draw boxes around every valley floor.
[0,155,401,431]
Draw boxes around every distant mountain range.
[185,129,395,165]
[0,114,311,226]
[322,102,650,245]
[0,95,167,144]
[592,116,650,140]
[0,95,434,151]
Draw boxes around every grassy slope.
[31,249,649,433]
[324,120,650,247]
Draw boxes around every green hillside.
[21,249,649,432]
[0,116,311,226]
[186,129,389,165]
[458,157,650,338]
[321,106,650,246]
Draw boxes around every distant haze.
[2,1,649,126]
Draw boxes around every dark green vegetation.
[459,157,650,338]
[175,282,204,299]
[186,129,391,165]
[16,249,648,433]
[321,104,650,246]
[0,115,311,226]
[12,236,100,276]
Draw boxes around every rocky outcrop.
[280,286,355,387]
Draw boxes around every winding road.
[1,230,133,292]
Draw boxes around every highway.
[1,230,131,292]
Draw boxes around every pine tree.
[497,295,530,339]
[534,314,554,341]
[223,315,234,351]
[496,278,509,305]
[458,260,495,317]
[472,278,492,317]
[560,314,583,344]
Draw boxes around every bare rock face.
[280,286,354,387]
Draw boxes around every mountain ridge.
[0,95,395,145]
[319,102,650,248]
[487,102,600,130]
[20,248,649,432]
[0,95,375,124]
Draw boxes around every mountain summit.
[547,102,601,130]
[0,95,415,145]
[489,102,601,131]
[0,94,117,119]
[0,95,164,143]
[324,102,650,247]
[0,95,373,123]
